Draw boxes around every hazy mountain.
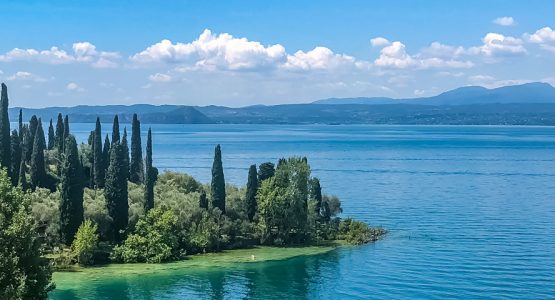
[312,82,555,105]
[8,82,555,125]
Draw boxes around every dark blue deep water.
[53,125,555,299]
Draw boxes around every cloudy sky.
[1,0,555,107]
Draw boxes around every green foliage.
[211,144,226,213]
[112,208,179,263]
[18,160,28,191]
[256,157,311,245]
[10,130,21,186]
[71,220,98,266]
[30,120,46,190]
[144,128,157,211]
[47,119,55,150]
[121,128,130,181]
[309,178,322,216]
[0,83,10,171]
[102,134,110,176]
[339,218,385,245]
[55,113,64,152]
[245,164,258,222]
[105,142,128,242]
[83,189,112,241]
[29,188,61,247]
[93,118,105,188]
[129,113,144,184]
[111,115,120,144]
[63,115,69,143]
[0,169,54,299]
[59,135,84,245]
[257,162,275,182]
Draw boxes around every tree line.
[0,83,384,299]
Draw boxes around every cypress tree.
[93,118,104,188]
[111,115,120,145]
[47,119,55,150]
[18,160,27,191]
[102,134,110,174]
[63,115,70,142]
[129,114,144,183]
[22,125,32,163]
[30,120,46,190]
[105,142,128,242]
[211,144,226,213]
[121,128,130,181]
[18,109,23,139]
[10,130,21,186]
[55,113,64,151]
[245,164,258,222]
[59,135,84,245]
[258,162,275,182]
[199,190,208,209]
[0,83,10,171]
[310,178,323,216]
[143,128,157,211]
[36,118,46,150]
[26,115,39,163]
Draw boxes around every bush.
[112,208,179,263]
[339,218,385,245]
[71,220,99,266]
[29,188,61,247]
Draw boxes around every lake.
[49,124,555,299]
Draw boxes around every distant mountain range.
[9,82,555,125]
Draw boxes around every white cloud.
[468,33,526,57]
[493,17,515,26]
[420,42,465,58]
[0,42,119,67]
[526,27,555,53]
[148,73,172,82]
[131,29,287,71]
[282,47,359,71]
[66,82,84,92]
[374,41,472,69]
[370,37,390,47]
[6,71,47,82]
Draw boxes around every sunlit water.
[48,124,555,299]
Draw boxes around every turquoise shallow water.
[50,124,555,299]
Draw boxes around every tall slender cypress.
[10,130,21,186]
[310,178,323,216]
[47,119,55,150]
[143,128,157,211]
[129,114,144,183]
[22,125,32,163]
[59,135,84,245]
[63,115,70,143]
[102,134,110,175]
[199,190,208,209]
[30,120,46,190]
[105,142,128,242]
[111,115,120,145]
[245,164,258,221]
[211,144,226,213]
[93,118,104,188]
[18,160,27,191]
[121,127,129,181]
[18,109,23,139]
[55,113,64,151]
[0,83,10,171]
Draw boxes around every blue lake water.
[52,124,555,299]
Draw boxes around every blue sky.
[1,0,555,107]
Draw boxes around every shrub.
[112,208,179,263]
[339,218,385,245]
[71,220,99,266]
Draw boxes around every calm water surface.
[50,125,555,299]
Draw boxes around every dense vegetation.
[0,84,384,299]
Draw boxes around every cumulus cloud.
[131,29,287,71]
[66,82,84,92]
[148,73,172,82]
[282,47,359,71]
[0,42,119,67]
[468,33,526,57]
[370,37,390,47]
[374,41,472,69]
[493,17,515,26]
[525,27,555,53]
